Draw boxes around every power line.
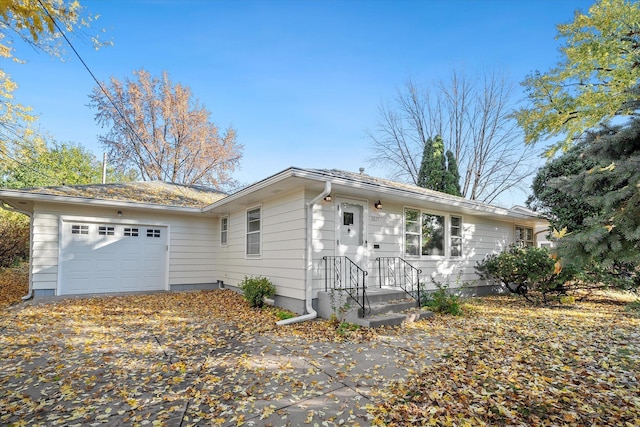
[36,0,169,181]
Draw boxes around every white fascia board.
[288,169,540,221]
[0,190,204,214]
[202,167,301,212]
[201,166,542,221]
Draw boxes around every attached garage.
[59,220,169,295]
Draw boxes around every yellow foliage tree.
[0,0,107,152]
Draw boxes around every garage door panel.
[60,222,167,295]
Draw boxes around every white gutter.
[1,202,34,301]
[276,181,331,326]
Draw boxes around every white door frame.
[335,197,369,267]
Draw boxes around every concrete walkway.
[0,299,438,426]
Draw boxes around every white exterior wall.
[30,202,217,294]
[311,198,523,295]
[214,189,307,301]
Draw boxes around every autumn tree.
[515,0,640,152]
[89,69,242,188]
[0,139,133,188]
[0,0,106,144]
[369,71,536,203]
[416,135,461,196]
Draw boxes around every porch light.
[117,210,123,217]
[324,194,332,202]
[374,200,383,210]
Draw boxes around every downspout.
[1,202,34,301]
[276,181,331,326]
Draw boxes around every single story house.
[0,167,549,315]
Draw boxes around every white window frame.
[246,205,262,257]
[450,215,463,258]
[403,207,461,259]
[220,216,229,246]
[515,225,535,247]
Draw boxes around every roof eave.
[0,190,206,214]
[203,167,543,221]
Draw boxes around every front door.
[337,200,367,264]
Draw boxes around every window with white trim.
[404,209,459,257]
[404,209,421,256]
[98,226,115,236]
[124,227,139,237]
[421,213,445,256]
[71,224,89,235]
[220,217,228,245]
[246,207,261,256]
[515,225,534,247]
[450,216,462,257]
[146,228,161,238]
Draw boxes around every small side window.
[220,217,228,245]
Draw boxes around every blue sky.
[5,0,591,206]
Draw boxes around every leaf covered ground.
[0,264,29,308]
[0,270,638,426]
[371,295,640,426]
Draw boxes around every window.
[71,224,89,235]
[405,209,458,257]
[343,212,354,226]
[246,207,261,256]
[147,228,161,238]
[450,216,462,257]
[404,209,445,256]
[98,226,115,236]
[421,213,444,256]
[220,217,228,245]
[404,209,420,256]
[124,227,139,237]
[515,225,534,247]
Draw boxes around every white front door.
[337,200,367,264]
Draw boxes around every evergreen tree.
[417,136,445,190]
[417,136,462,196]
[529,119,640,289]
[444,150,462,196]
[526,141,601,233]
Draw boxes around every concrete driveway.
[0,290,438,426]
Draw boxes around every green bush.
[239,276,276,308]
[421,281,463,316]
[475,245,578,303]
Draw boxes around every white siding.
[311,198,522,294]
[30,202,217,294]
[214,189,307,300]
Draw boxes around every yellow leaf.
[552,227,569,239]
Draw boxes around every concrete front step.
[357,300,418,317]
[347,308,434,328]
[316,288,423,326]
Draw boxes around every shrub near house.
[475,246,579,303]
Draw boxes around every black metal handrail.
[376,257,422,307]
[323,256,369,317]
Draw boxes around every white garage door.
[59,221,168,295]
